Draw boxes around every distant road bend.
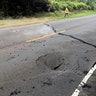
[0,15,96,96]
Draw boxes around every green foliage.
[76,2,88,10]
[0,0,96,17]
[49,0,89,11]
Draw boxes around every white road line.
[71,62,96,96]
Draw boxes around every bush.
[52,2,60,10]
[76,2,88,10]
[89,5,95,10]
[49,1,89,11]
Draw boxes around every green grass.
[70,10,96,18]
[0,10,96,28]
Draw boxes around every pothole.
[36,52,65,70]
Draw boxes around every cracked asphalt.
[0,15,96,96]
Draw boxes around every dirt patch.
[36,52,65,70]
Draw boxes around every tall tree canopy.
[0,0,50,16]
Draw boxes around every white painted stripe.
[71,62,96,96]
[72,89,80,96]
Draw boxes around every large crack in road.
[58,33,96,49]
[45,23,96,48]
[44,23,96,68]
[44,23,57,33]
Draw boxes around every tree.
[2,0,9,16]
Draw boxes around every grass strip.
[0,10,96,28]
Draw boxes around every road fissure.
[44,23,57,32]
[58,33,96,49]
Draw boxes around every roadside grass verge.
[0,10,96,28]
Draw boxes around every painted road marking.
[71,62,96,96]
[26,30,66,43]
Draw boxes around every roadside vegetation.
[0,0,96,28]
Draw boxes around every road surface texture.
[79,70,96,96]
[0,15,96,96]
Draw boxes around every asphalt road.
[0,15,96,96]
[79,70,96,96]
